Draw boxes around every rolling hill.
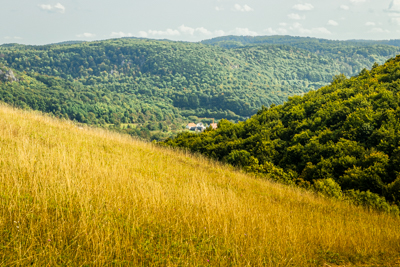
[202,35,400,49]
[1,37,400,141]
[0,104,399,266]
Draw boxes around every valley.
[1,37,400,140]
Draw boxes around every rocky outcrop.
[0,68,18,82]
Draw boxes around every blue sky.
[1,0,400,45]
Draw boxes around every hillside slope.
[0,104,399,266]
[164,55,400,207]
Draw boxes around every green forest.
[202,35,400,49]
[163,55,400,213]
[1,37,400,140]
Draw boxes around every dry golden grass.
[0,105,399,266]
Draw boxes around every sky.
[1,0,400,45]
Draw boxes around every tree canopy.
[0,37,399,141]
[163,55,400,209]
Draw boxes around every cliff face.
[0,68,18,82]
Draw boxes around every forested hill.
[163,55,400,208]
[202,35,400,49]
[1,37,400,140]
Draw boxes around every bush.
[226,150,253,167]
[313,178,343,199]
[254,161,296,185]
[344,189,399,216]
[386,176,400,205]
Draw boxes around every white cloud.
[279,28,288,34]
[77,33,95,38]
[137,26,225,39]
[327,20,339,26]
[350,0,366,3]
[54,3,65,12]
[148,29,180,36]
[391,17,400,25]
[214,30,226,36]
[292,3,314,11]
[234,4,254,12]
[264,28,276,34]
[386,0,400,14]
[264,27,288,35]
[215,6,223,11]
[242,4,254,11]
[111,32,134,38]
[4,36,22,40]
[279,22,287,26]
[288,13,305,20]
[232,28,258,36]
[369,27,390,33]
[311,27,331,34]
[340,5,350,10]
[196,27,212,35]
[177,25,213,35]
[178,25,195,35]
[40,4,52,10]
[365,22,376,26]
[290,23,331,35]
[138,31,148,38]
[39,3,65,13]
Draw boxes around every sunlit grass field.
[0,104,399,266]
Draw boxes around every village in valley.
[186,121,218,132]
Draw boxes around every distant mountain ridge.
[201,35,400,48]
[49,40,86,46]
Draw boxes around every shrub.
[259,162,296,185]
[344,189,399,216]
[226,150,252,167]
[313,178,343,199]
[386,176,400,205]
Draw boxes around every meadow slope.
[0,105,399,266]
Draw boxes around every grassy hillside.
[0,104,399,266]
[0,38,399,132]
[163,55,400,208]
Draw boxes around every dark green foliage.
[344,190,400,215]
[1,37,400,141]
[163,55,400,209]
[313,178,343,199]
[1,38,399,121]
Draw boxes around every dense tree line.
[163,56,400,212]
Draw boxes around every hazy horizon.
[1,0,400,46]
[2,35,400,47]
